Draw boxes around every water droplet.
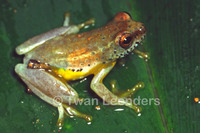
[87,122,92,125]
[114,108,124,112]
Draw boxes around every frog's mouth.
[128,35,145,52]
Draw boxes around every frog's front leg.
[91,62,143,113]
[15,63,92,127]
[16,13,95,55]
[110,80,144,98]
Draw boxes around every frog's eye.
[119,33,133,49]
[115,32,134,49]
[114,12,132,21]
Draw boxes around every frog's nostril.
[139,25,146,34]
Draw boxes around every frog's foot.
[57,104,92,127]
[77,18,95,29]
[109,80,144,113]
[110,81,144,98]
[63,12,95,29]
[133,49,150,61]
[91,62,144,113]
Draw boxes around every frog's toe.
[118,82,144,98]
[133,49,150,61]
[109,81,144,113]
[110,80,144,98]
[78,18,95,29]
[57,105,65,127]
[57,104,92,127]
[131,104,142,113]
[110,80,119,94]
[63,12,71,26]
[63,104,92,121]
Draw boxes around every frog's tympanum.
[15,12,148,127]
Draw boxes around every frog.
[15,12,148,127]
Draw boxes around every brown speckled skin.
[24,14,146,72]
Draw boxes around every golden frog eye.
[117,32,133,49]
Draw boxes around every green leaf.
[0,0,199,133]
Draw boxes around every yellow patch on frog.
[57,68,86,80]
[51,61,116,81]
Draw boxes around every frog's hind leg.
[15,63,92,127]
[91,62,143,113]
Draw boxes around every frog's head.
[107,12,146,60]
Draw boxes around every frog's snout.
[139,24,146,35]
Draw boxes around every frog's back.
[24,16,144,71]
[24,26,115,70]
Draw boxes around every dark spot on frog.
[102,37,105,40]
[88,64,90,66]
[101,57,104,59]
[127,20,131,23]
[76,68,83,72]
[91,51,95,55]
[136,41,140,44]
[71,69,75,72]
[114,51,117,54]
[96,58,99,60]
[102,62,106,64]
[73,57,77,60]
[110,35,114,38]
[128,25,131,28]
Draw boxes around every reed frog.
[15,12,148,127]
